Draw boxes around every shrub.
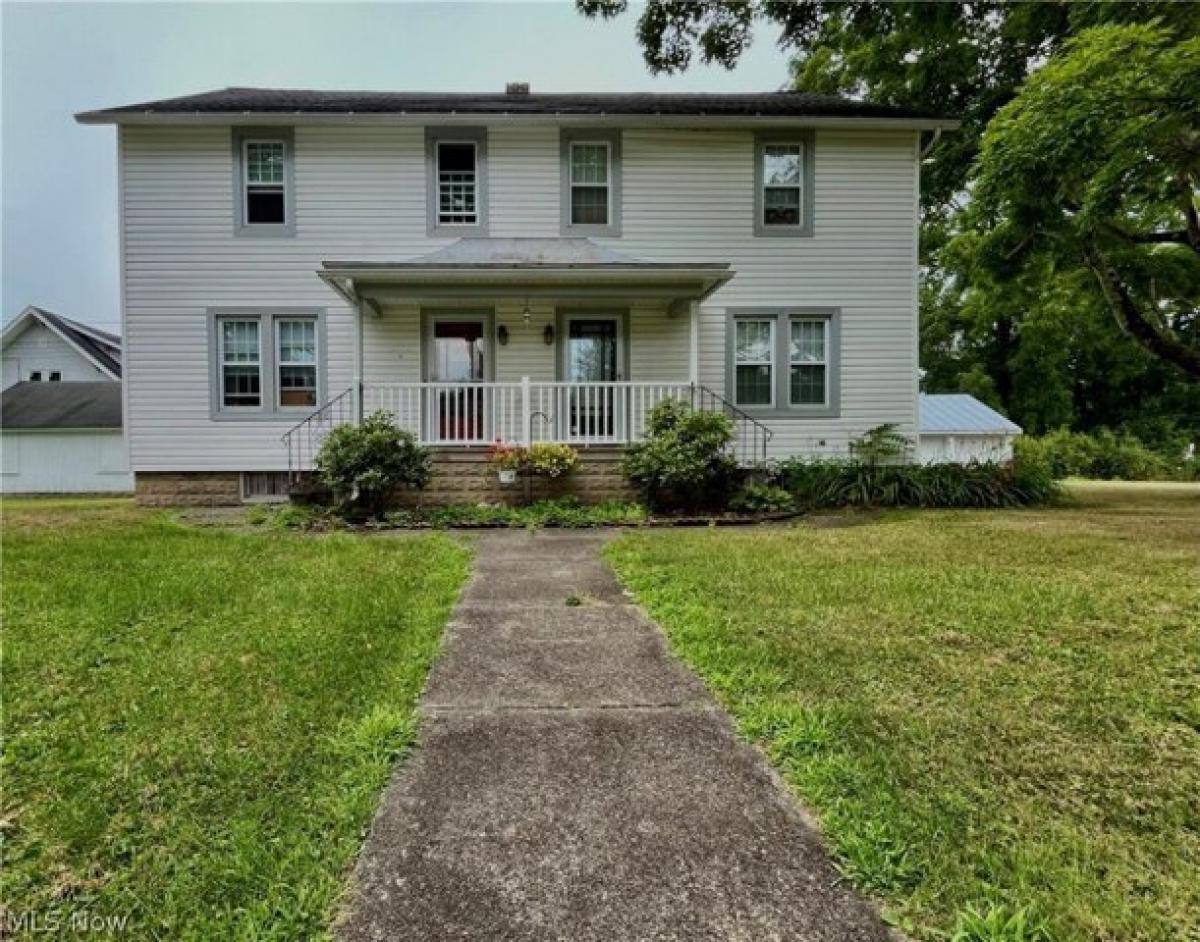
[316,411,431,518]
[622,399,738,511]
[774,457,1057,510]
[1014,428,1175,480]
[848,423,913,466]
[524,442,578,478]
[730,482,796,514]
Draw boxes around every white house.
[918,393,1022,465]
[1,306,132,494]
[76,86,957,505]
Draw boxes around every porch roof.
[318,238,733,312]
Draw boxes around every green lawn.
[607,484,1200,942]
[2,498,469,940]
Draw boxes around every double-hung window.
[437,142,479,226]
[730,308,839,416]
[754,132,814,236]
[276,318,317,408]
[790,319,827,406]
[561,130,621,236]
[734,318,775,407]
[233,128,294,235]
[220,319,263,408]
[212,310,323,417]
[426,128,488,236]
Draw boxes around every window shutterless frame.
[560,129,622,237]
[425,127,489,237]
[727,307,841,418]
[218,318,264,411]
[732,318,776,409]
[275,318,319,410]
[232,127,296,237]
[753,131,815,237]
[789,318,829,407]
[208,308,326,420]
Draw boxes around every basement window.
[241,472,291,503]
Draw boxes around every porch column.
[688,300,700,386]
[353,297,365,422]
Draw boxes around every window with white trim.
[220,319,262,408]
[436,142,478,226]
[276,318,317,408]
[242,140,287,225]
[569,142,611,226]
[734,318,775,407]
[790,318,828,406]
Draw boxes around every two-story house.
[77,85,955,505]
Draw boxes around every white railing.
[362,379,694,446]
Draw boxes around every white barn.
[918,393,1022,465]
[1,307,132,494]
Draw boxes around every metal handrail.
[281,386,355,483]
[693,384,774,466]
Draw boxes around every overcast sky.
[1,1,789,333]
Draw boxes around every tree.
[970,24,1200,378]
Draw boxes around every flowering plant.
[487,440,526,471]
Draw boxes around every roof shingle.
[1,382,123,430]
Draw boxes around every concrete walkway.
[337,530,891,942]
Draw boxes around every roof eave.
[75,110,959,132]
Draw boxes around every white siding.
[2,322,110,387]
[0,431,133,493]
[120,124,918,470]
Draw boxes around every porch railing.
[284,379,772,481]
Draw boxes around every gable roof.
[76,87,957,129]
[2,306,121,380]
[919,394,1022,436]
[1,381,123,429]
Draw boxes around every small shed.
[918,393,1022,465]
[1,382,132,493]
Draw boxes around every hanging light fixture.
[522,297,532,326]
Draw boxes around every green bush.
[774,458,1057,510]
[622,399,739,511]
[848,423,913,466]
[316,411,431,518]
[729,482,796,514]
[1014,428,1178,480]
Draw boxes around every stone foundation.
[135,471,242,507]
[135,448,637,509]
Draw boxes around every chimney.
[505,82,530,96]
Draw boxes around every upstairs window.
[437,142,478,226]
[233,128,294,236]
[243,140,286,224]
[220,319,262,409]
[754,132,814,237]
[570,143,610,225]
[426,128,488,236]
[561,130,622,236]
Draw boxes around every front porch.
[284,238,770,481]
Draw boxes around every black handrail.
[281,386,355,483]
[692,384,773,467]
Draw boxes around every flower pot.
[497,468,517,484]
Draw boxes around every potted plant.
[487,440,525,484]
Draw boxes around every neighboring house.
[918,393,1022,465]
[1,307,131,494]
[76,85,956,505]
[2,305,121,389]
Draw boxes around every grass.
[1,497,470,940]
[606,483,1200,942]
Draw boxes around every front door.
[428,316,487,442]
[562,315,622,440]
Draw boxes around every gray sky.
[1,1,790,333]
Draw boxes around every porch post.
[353,297,365,422]
[520,375,531,445]
[688,300,700,386]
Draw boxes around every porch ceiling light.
[522,300,532,326]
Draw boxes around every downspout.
[354,295,365,423]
